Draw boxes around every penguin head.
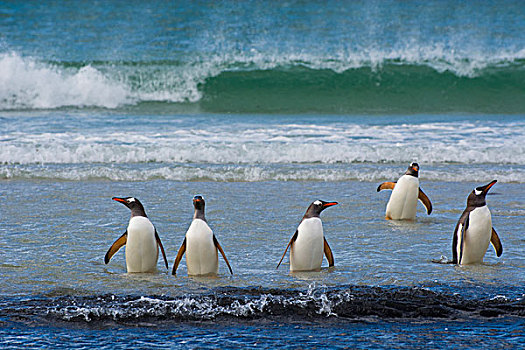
[304,200,338,218]
[405,162,419,177]
[112,197,147,217]
[467,180,497,208]
[193,195,205,210]
[192,195,206,220]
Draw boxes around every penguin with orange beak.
[277,200,338,272]
[452,180,503,265]
[377,162,432,220]
[172,196,233,276]
[104,197,168,273]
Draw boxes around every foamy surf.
[0,53,131,109]
[1,118,523,169]
[1,115,524,181]
[1,164,523,183]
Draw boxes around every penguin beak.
[412,166,418,172]
[112,197,127,204]
[480,180,497,194]
[322,201,338,208]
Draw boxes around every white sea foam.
[1,122,523,166]
[51,286,342,322]
[1,163,523,183]
[0,52,131,109]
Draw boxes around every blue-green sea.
[1,1,524,348]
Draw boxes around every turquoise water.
[1,1,524,348]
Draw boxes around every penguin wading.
[453,180,503,265]
[377,162,432,220]
[172,196,233,276]
[277,200,338,272]
[104,197,168,273]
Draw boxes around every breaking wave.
[1,50,524,114]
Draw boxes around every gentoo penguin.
[277,200,338,272]
[452,180,503,265]
[104,197,168,273]
[377,162,432,220]
[172,196,233,276]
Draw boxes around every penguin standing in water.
[277,200,338,272]
[172,196,233,276]
[377,162,432,220]
[105,197,169,273]
[452,180,503,265]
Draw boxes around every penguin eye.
[127,198,136,203]
[313,200,322,206]
[474,189,482,196]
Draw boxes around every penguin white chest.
[185,219,218,275]
[386,175,419,220]
[125,216,158,273]
[460,206,492,264]
[290,217,324,271]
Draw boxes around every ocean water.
[1,1,524,348]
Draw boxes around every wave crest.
[0,52,131,109]
[1,50,524,113]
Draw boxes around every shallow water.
[1,114,525,348]
[1,179,524,348]
[1,179,524,297]
[1,116,524,348]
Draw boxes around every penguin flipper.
[458,215,470,265]
[323,238,335,267]
[490,227,503,257]
[213,235,233,275]
[377,182,396,192]
[154,229,169,270]
[171,238,186,275]
[418,188,433,215]
[104,231,127,264]
[452,212,468,264]
[451,223,459,264]
[276,230,298,269]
